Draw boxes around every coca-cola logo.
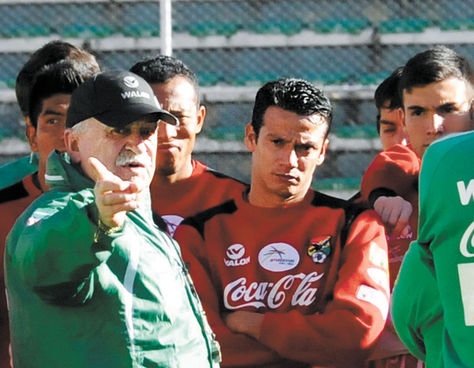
[258,243,299,272]
[223,272,324,310]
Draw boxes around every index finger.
[89,157,115,182]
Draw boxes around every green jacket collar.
[45,151,94,192]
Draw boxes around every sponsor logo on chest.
[223,272,324,310]
[258,243,300,272]
[224,244,251,267]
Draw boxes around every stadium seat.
[312,18,370,34]
[334,125,378,139]
[0,23,50,38]
[317,73,352,84]
[186,21,241,37]
[249,19,304,35]
[5,78,16,89]
[174,1,245,36]
[358,71,391,86]
[233,71,280,86]
[438,18,474,31]
[315,177,361,192]
[60,23,115,38]
[206,126,245,141]
[122,23,159,38]
[89,25,115,38]
[379,18,431,33]
[198,72,222,86]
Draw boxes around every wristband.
[97,218,122,235]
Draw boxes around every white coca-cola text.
[223,272,324,310]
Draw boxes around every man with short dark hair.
[1,40,100,189]
[16,40,99,121]
[360,46,473,368]
[130,55,246,235]
[362,46,473,247]
[175,78,389,368]
[5,70,221,368]
[374,66,407,151]
[0,57,97,367]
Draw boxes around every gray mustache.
[115,151,151,167]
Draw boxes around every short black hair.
[28,60,97,128]
[130,55,200,105]
[374,66,403,133]
[16,40,100,117]
[399,46,473,101]
[251,78,333,139]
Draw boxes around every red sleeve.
[175,224,281,367]
[360,144,420,204]
[257,210,390,367]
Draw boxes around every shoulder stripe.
[44,174,64,182]
[311,190,366,247]
[0,180,28,204]
[181,199,238,238]
[340,204,367,247]
[310,190,348,209]
[205,167,248,185]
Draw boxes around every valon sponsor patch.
[224,244,250,267]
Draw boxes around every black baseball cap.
[66,70,178,128]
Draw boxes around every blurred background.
[1,0,473,198]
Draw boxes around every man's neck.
[154,158,194,185]
[35,168,48,192]
[247,187,309,208]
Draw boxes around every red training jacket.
[150,159,248,236]
[175,190,389,368]
[360,144,421,289]
[0,174,42,368]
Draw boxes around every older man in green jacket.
[5,70,221,368]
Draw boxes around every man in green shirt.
[5,70,220,367]
[392,130,474,367]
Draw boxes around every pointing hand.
[89,157,140,229]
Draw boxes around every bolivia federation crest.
[307,236,331,263]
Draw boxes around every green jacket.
[0,153,38,190]
[5,151,221,368]
[392,131,474,367]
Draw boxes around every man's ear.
[196,105,206,134]
[316,138,329,166]
[244,123,257,152]
[64,129,80,162]
[25,120,38,152]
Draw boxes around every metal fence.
[1,0,473,192]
